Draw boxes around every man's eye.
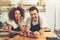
[31,14,33,15]
[34,13,36,15]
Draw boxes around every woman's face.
[14,10,21,20]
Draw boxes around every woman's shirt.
[7,19,25,29]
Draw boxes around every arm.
[19,24,25,32]
[18,19,26,32]
[25,18,31,32]
[39,27,44,35]
[39,15,47,35]
[26,25,31,32]
[8,24,19,34]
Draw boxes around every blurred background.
[0,0,60,38]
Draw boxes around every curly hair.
[8,7,24,21]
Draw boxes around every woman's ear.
[21,17,23,19]
[20,17,23,21]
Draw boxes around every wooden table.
[6,32,55,40]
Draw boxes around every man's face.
[30,10,38,21]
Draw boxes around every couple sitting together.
[7,6,46,38]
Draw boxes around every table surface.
[2,32,55,40]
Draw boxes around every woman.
[7,7,25,38]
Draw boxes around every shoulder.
[7,20,15,25]
[39,15,46,21]
[39,15,48,28]
[26,17,31,21]
[21,19,26,25]
[7,20,19,28]
[26,17,31,23]
[7,20,12,24]
[25,17,31,26]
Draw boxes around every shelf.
[19,4,45,6]
[0,28,8,32]
[24,9,45,12]
[18,4,46,12]
[0,1,11,6]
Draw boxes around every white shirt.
[7,19,25,29]
[26,15,48,28]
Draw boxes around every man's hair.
[29,6,38,13]
[8,7,24,21]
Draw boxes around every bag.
[46,37,59,40]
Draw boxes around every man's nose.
[32,15,35,17]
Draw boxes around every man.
[26,6,47,38]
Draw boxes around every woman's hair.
[8,7,24,21]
